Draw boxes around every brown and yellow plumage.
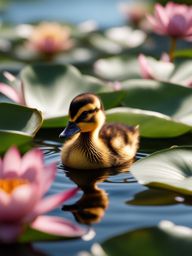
[60,93,139,169]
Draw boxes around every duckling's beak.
[59,121,80,139]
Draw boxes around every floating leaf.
[94,56,192,86]
[106,108,191,138]
[92,222,192,256]
[20,64,109,126]
[0,103,42,136]
[0,103,42,153]
[105,26,146,48]
[43,115,69,128]
[130,146,192,195]
[127,188,183,206]
[170,60,192,86]
[90,26,146,55]
[89,33,122,54]
[0,131,32,154]
[94,56,140,81]
[19,227,71,243]
[121,79,192,125]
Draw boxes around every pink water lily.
[138,54,155,80]
[119,2,149,27]
[27,22,73,55]
[148,2,192,39]
[138,54,192,87]
[0,147,84,242]
[138,53,174,80]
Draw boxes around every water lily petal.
[32,187,79,216]
[168,15,187,37]
[20,149,51,199]
[166,2,177,17]
[187,23,192,36]
[21,148,43,179]
[2,147,21,177]
[0,83,21,104]
[31,215,85,237]
[138,54,154,79]
[0,158,2,176]
[39,163,56,194]
[11,184,38,216]
[155,3,168,28]
[0,189,10,207]
[147,15,163,32]
[0,184,38,222]
[0,224,23,243]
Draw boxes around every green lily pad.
[20,64,109,126]
[93,222,192,256]
[43,115,69,128]
[170,60,192,86]
[121,79,192,125]
[127,188,183,206]
[106,108,191,138]
[99,90,126,110]
[89,33,122,54]
[0,103,43,136]
[94,56,192,86]
[94,56,141,81]
[105,26,146,48]
[19,227,70,243]
[89,26,146,55]
[0,131,32,154]
[130,146,192,195]
[0,103,42,153]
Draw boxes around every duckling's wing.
[99,123,139,159]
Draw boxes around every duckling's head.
[60,93,105,139]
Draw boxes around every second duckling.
[60,93,139,169]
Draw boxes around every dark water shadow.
[127,187,192,206]
[61,164,132,225]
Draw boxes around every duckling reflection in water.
[63,186,108,225]
[59,93,139,169]
[62,166,129,225]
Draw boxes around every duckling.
[60,93,139,169]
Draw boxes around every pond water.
[29,133,192,256]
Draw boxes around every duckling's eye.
[83,108,98,116]
[80,111,90,120]
[76,109,97,122]
[83,111,89,115]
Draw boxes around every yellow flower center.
[0,178,28,194]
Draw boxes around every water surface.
[32,139,192,256]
